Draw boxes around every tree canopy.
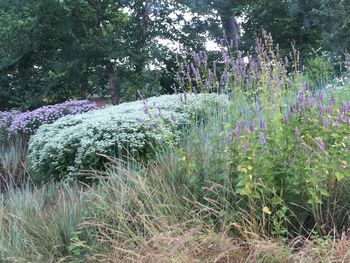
[1,0,349,110]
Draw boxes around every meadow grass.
[1,104,350,262]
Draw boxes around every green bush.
[27,93,228,184]
[305,56,334,88]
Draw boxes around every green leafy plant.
[305,55,335,89]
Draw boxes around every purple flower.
[319,103,325,115]
[190,63,197,75]
[317,91,324,102]
[225,134,233,144]
[338,114,344,123]
[235,123,241,138]
[284,110,292,124]
[322,119,330,128]
[260,132,267,146]
[315,138,325,153]
[249,122,255,132]
[309,97,316,108]
[259,119,266,130]
[221,71,229,83]
[6,100,97,138]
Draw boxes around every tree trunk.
[80,71,89,99]
[143,0,151,37]
[221,15,240,50]
[106,62,119,105]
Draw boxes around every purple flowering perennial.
[4,100,97,139]
[260,131,267,146]
[315,138,325,153]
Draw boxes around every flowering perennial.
[27,93,228,183]
[0,100,97,142]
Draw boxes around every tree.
[177,0,248,50]
[0,0,210,110]
[0,0,131,109]
[241,0,323,58]
[313,0,350,54]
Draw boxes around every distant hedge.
[27,93,228,183]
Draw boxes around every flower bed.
[0,100,97,143]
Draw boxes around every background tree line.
[0,0,349,110]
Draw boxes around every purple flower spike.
[249,122,255,132]
[319,103,325,115]
[225,134,233,144]
[259,119,266,131]
[235,123,241,138]
[221,71,229,83]
[309,97,316,108]
[322,119,330,128]
[338,114,344,123]
[315,138,325,153]
[190,63,197,75]
[260,132,267,146]
[317,91,324,102]
[301,100,306,115]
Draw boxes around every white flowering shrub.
[27,93,228,183]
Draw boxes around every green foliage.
[305,55,334,88]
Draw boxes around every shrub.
[7,100,97,139]
[27,93,228,183]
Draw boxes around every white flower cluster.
[27,93,228,182]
